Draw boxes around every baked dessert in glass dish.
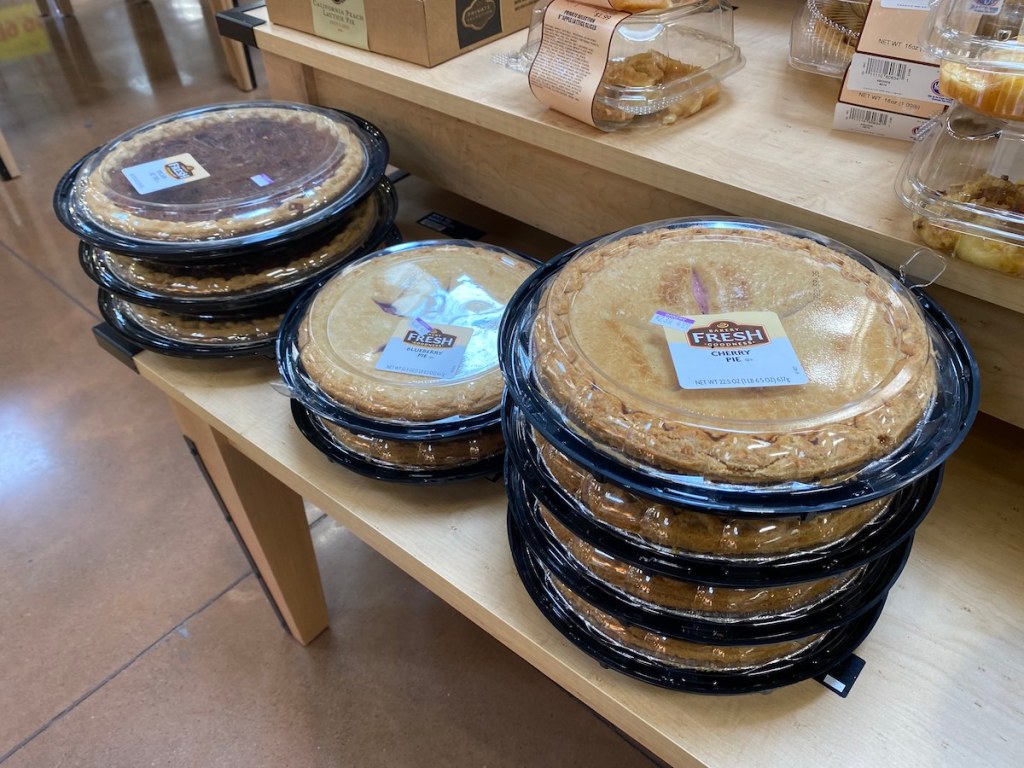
[55,102,388,257]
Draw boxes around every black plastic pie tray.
[54,111,390,261]
[78,180,400,311]
[97,289,282,359]
[497,227,979,516]
[504,398,943,586]
[507,458,912,645]
[291,400,505,484]
[509,509,886,695]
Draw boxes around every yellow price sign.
[0,2,51,62]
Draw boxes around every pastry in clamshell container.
[898,104,1024,277]
[495,0,743,131]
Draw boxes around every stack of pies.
[499,218,978,693]
[54,101,394,357]
[280,240,537,482]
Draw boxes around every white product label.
[833,103,928,141]
[311,0,368,49]
[250,173,273,187]
[527,0,629,128]
[375,318,474,379]
[969,0,1005,15]
[846,54,951,104]
[660,311,808,390]
[649,310,695,332]
[880,0,931,10]
[121,153,210,195]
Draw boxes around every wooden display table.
[234,0,1024,431]
[137,351,1023,768]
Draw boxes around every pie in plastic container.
[55,102,389,257]
[278,240,538,437]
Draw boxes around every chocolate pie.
[77,104,368,242]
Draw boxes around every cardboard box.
[265,0,536,67]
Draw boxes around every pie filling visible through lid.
[298,242,537,423]
[76,104,368,242]
[531,224,937,484]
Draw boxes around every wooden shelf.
[136,351,1024,768]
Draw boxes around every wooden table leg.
[0,130,19,181]
[171,401,330,645]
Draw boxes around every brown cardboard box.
[265,0,536,67]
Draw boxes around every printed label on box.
[121,153,210,195]
[457,0,502,48]
[527,0,629,127]
[375,318,473,379]
[880,0,931,10]
[310,0,368,50]
[845,54,951,104]
[659,311,808,390]
[970,0,1005,15]
[857,2,933,63]
[833,102,928,141]
[839,86,947,119]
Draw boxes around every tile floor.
[0,2,662,765]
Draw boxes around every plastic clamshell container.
[924,0,1024,119]
[897,104,1024,276]
[278,240,538,439]
[508,509,887,694]
[98,290,286,358]
[79,182,400,311]
[290,401,504,483]
[789,0,869,78]
[55,103,389,257]
[499,221,978,513]
[497,0,743,131]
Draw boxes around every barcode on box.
[833,103,926,141]
[846,107,892,127]
[862,58,909,81]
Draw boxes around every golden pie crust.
[534,431,890,558]
[532,226,937,484]
[546,568,827,670]
[104,192,380,296]
[123,302,282,343]
[80,106,366,241]
[539,506,863,618]
[319,418,504,469]
[298,244,535,422]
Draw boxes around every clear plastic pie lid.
[525,218,939,486]
[58,102,388,254]
[923,0,1024,69]
[501,223,977,509]
[290,400,504,483]
[497,0,743,130]
[80,179,399,308]
[899,105,1024,276]
[281,240,538,430]
[789,0,869,78]
[98,290,282,358]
